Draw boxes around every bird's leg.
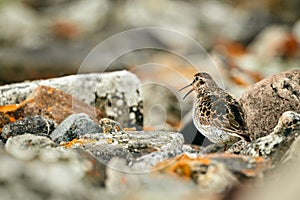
[223,144,227,151]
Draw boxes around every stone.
[66,130,184,172]
[5,133,57,160]
[239,70,300,138]
[0,112,10,131]
[105,158,209,200]
[206,153,270,178]
[141,84,182,131]
[1,116,56,141]
[50,113,101,143]
[245,111,300,161]
[0,71,143,129]
[0,85,104,125]
[0,135,107,200]
[154,153,269,193]
[240,129,300,200]
[228,111,300,164]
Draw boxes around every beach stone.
[229,111,300,164]
[0,85,104,125]
[5,133,57,160]
[1,135,107,200]
[154,153,270,193]
[66,131,184,172]
[1,115,56,141]
[50,113,101,143]
[0,112,10,131]
[0,70,143,129]
[239,69,300,138]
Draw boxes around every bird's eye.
[194,76,199,81]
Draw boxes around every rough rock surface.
[2,134,107,195]
[154,153,269,193]
[0,85,104,125]
[50,113,101,143]
[5,133,57,160]
[1,112,294,200]
[75,130,184,172]
[229,111,300,163]
[240,122,300,200]
[1,116,56,141]
[0,70,143,129]
[239,69,300,138]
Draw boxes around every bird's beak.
[179,83,192,91]
[179,83,194,100]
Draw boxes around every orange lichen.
[107,138,114,144]
[153,154,212,179]
[61,138,96,148]
[0,104,20,112]
[123,127,136,131]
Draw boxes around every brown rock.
[0,85,104,125]
[239,70,300,138]
[153,153,270,195]
[0,112,11,130]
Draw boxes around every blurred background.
[0,0,299,142]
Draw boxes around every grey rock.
[196,162,238,193]
[131,149,182,171]
[141,84,181,131]
[0,70,143,129]
[0,139,4,148]
[239,70,300,138]
[1,116,56,141]
[242,124,300,200]
[105,158,205,199]
[5,133,57,160]
[229,111,300,163]
[50,113,101,143]
[0,144,107,200]
[79,131,184,172]
[283,133,300,164]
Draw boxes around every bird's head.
[180,72,218,99]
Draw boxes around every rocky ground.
[0,69,299,200]
[1,0,300,199]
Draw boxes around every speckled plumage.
[181,72,250,145]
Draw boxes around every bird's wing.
[207,93,250,141]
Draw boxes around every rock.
[141,84,181,131]
[154,154,237,193]
[0,140,4,148]
[283,132,300,164]
[240,125,300,200]
[228,111,300,164]
[0,135,107,200]
[246,111,300,160]
[0,112,10,131]
[239,70,300,138]
[0,85,104,126]
[50,113,101,143]
[206,153,270,178]
[5,133,57,160]
[1,116,56,141]
[0,71,143,129]
[154,153,269,193]
[66,130,184,172]
[105,158,208,200]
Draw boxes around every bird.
[180,72,250,149]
